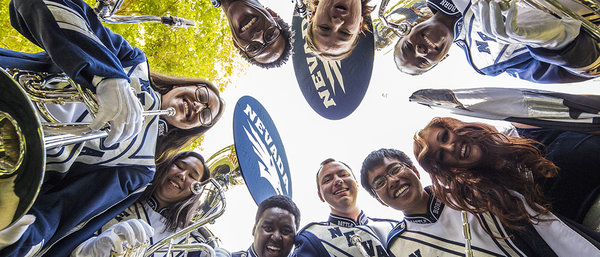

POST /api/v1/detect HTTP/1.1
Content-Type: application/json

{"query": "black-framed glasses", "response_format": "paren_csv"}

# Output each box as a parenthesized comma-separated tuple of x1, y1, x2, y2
(243, 24, 282, 58)
(195, 86, 213, 126)
(371, 163, 409, 191)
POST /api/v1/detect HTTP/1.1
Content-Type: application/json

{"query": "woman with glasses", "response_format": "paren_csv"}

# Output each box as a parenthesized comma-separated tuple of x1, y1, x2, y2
(0, 0, 224, 254)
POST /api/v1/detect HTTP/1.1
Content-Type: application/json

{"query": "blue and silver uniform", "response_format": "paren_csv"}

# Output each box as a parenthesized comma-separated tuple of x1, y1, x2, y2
(0, 0, 159, 255)
(293, 211, 397, 257)
(428, 0, 600, 83)
(387, 187, 600, 257)
(232, 246, 259, 257)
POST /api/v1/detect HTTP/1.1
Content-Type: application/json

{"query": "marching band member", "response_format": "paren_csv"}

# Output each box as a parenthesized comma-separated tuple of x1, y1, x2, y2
(211, 0, 293, 69)
(292, 158, 397, 257)
(414, 117, 600, 226)
(394, 0, 600, 83)
(360, 148, 600, 256)
(232, 195, 300, 257)
(0, 0, 224, 254)
(305, 0, 375, 60)
(72, 151, 212, 256)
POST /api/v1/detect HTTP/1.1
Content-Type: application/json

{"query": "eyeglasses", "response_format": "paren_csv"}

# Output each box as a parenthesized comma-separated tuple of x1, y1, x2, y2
(195, 86, 213, 126)
(371, 163, 409, 191)
(243, 24, 282, 58)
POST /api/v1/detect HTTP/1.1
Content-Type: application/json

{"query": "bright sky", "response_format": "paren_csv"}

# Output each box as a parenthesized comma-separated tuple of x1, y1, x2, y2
(196, 0, 599, 252)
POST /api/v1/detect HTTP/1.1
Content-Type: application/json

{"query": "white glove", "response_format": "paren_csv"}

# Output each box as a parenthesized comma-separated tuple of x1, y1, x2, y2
(71, 219, 154, 257)
(0, 214, 36, 250)
(89, 78, 143, 147)
(471, 0, 581, 49)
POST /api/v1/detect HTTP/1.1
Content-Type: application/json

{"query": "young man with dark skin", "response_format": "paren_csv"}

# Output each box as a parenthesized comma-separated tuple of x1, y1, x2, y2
(233, 195, 300, 257)
(360, 148, 600, 257)
(394, 0, 600, 83)
(212, 0, 292, 69)
(292, 158, 396, 257)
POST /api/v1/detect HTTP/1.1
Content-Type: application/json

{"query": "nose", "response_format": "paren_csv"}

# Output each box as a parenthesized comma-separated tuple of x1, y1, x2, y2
(251, 30, 264, 43)
(386, 174, 399, 188)
(192, 101, 206, 113)
(271, 230, 282, 241)
(441, 142, 454, 153)
(416, 44, 428, 56)
(333, 175, 343, 185)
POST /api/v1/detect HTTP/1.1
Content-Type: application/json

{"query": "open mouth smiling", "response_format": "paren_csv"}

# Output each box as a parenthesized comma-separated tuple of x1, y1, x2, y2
(241, 17, 257, 32)
(394, 185, 409, 198)
(333, 188, 349, 195)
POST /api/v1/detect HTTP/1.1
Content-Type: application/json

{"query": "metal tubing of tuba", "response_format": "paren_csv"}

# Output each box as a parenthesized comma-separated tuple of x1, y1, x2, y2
(462, 211, 474, 257)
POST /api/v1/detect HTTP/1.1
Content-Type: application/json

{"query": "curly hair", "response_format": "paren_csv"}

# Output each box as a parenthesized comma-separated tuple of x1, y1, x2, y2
(150, 72, 225, 165)
(238, 15, 293, 69)
(139, 151, 210, 232)
(306, 0, 375, 61)
(413, 117, 558, 234)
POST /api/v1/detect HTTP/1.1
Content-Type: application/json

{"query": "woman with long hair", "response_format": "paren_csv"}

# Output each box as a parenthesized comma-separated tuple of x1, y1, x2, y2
(413, 117, 558, 231)
(72, 151, 217, 257)
(0, 0, 224, 254)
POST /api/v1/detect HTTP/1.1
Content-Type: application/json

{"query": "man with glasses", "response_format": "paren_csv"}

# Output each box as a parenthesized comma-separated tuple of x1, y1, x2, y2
(212, 0, 292, 69)
(360, 148, 600, 256)
(292, 158, 396, 257)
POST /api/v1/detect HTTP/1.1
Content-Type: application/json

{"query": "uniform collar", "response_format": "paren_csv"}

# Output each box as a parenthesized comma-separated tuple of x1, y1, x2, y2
(404, 187, 445, 224)
(248, 245, 259, 257)
(145, 195, 168, 214)
(328, 210, 368, 227)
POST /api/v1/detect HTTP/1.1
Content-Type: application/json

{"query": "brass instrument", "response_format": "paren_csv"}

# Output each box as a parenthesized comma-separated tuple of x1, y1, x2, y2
(141, 178, 227, 257)
(0, 68, 174, 230)
(461, 211, 474, 257)
(115, 145, 241, 257)
(376, 0, 600, 49)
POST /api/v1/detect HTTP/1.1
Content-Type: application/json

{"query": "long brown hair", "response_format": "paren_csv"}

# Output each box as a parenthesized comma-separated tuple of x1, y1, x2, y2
(140, 151, 210, 232)
(150, 72, 225, 165)
(413, 117, 558, 233)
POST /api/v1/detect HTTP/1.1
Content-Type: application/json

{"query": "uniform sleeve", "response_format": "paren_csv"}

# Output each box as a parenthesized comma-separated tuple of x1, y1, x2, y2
(8, 0, 146, 90)
(527, 29, 600, 79)
(292, 231, 330, 257)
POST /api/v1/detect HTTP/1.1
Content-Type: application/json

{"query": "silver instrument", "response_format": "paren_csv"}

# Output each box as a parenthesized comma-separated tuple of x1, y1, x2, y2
(350, 234, 371, 257)
(94, 0, 196, 27)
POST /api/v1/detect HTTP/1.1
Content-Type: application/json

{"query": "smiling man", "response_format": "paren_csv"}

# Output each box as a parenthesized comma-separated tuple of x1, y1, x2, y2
(360, 148, 600, 257)
(233, 195, 300, 257)
(292, 158, 396, 257)
(212, 0, 292, 69)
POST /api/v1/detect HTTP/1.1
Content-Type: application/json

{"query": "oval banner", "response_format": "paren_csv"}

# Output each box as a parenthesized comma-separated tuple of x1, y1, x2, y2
(233, 96, 292, 205)
(292, 13, 375, 120)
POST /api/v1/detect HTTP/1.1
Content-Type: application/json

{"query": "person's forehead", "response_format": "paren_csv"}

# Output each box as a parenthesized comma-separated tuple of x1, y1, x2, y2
(260, 207, 294, 222)
(181, 156, 204, 174)
(320, 162, 350, 177)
